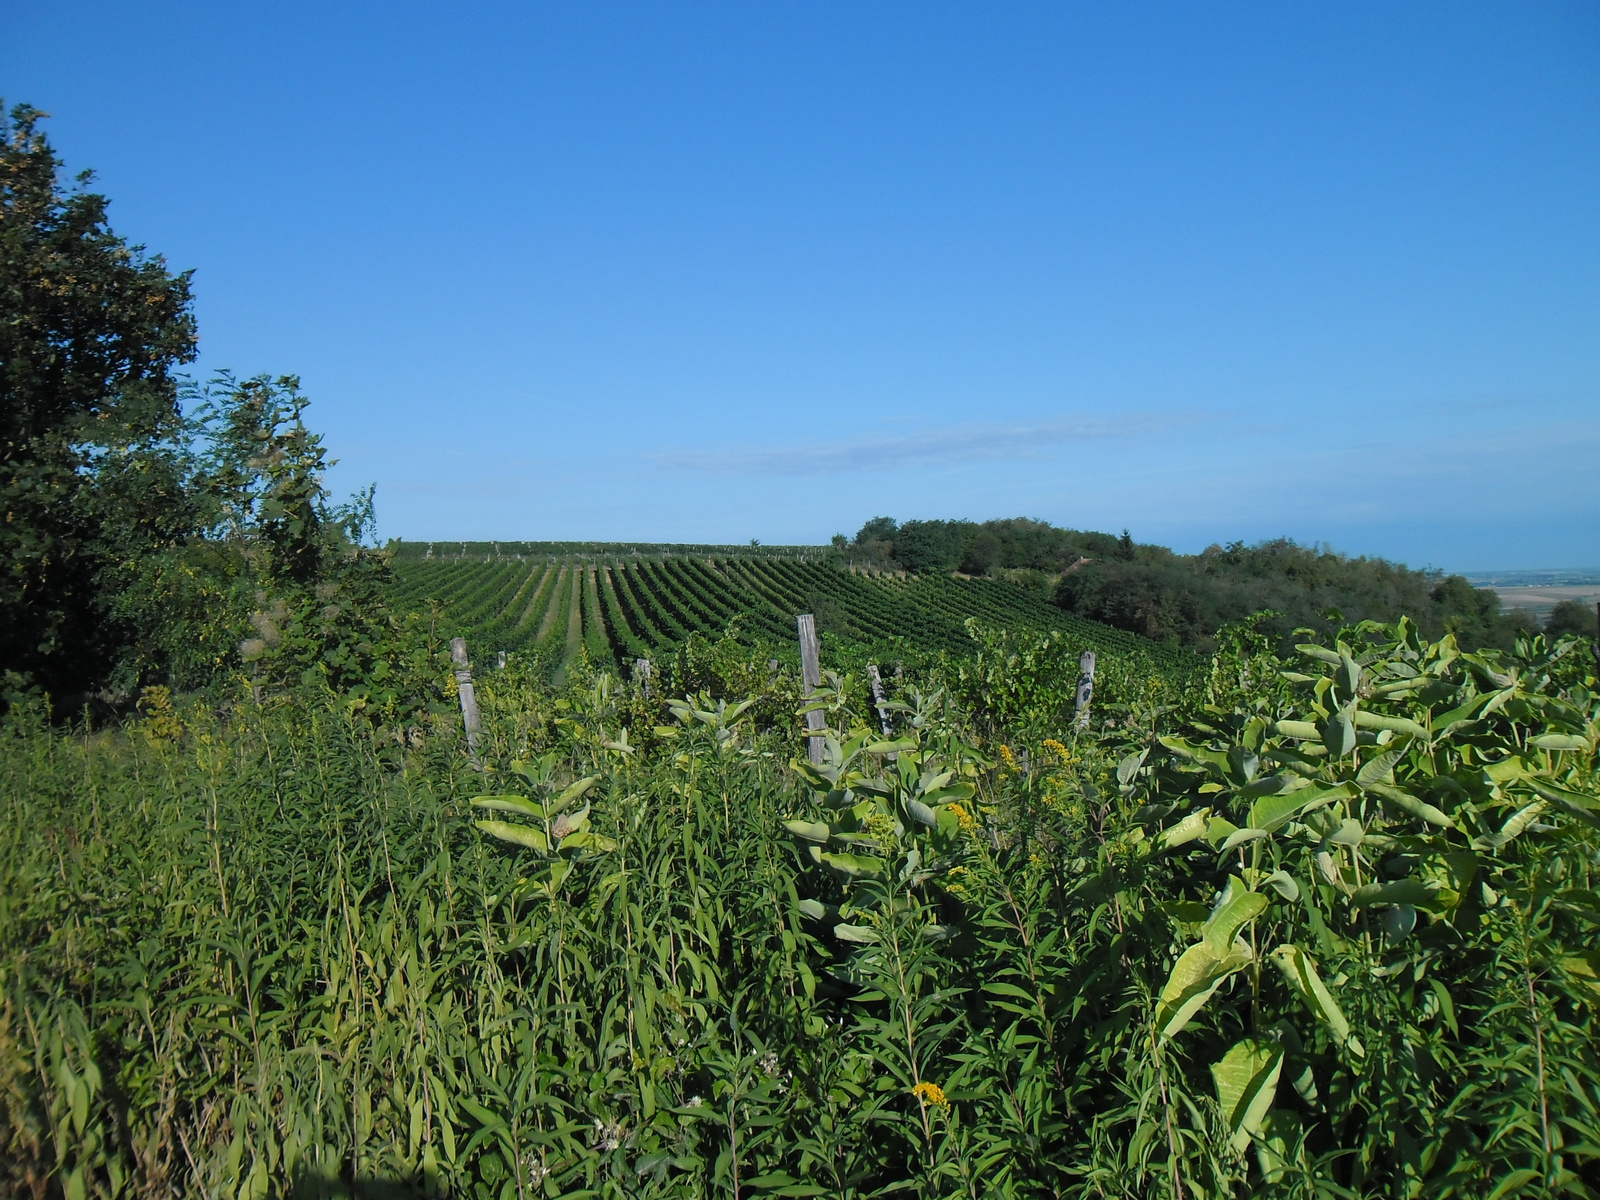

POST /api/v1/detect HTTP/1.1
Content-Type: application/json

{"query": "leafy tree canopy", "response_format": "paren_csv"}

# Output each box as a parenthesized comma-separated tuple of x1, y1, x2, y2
(0, 107, 391, 709)
(1, 103, 198, 697)
(846, 515, 1534, 651)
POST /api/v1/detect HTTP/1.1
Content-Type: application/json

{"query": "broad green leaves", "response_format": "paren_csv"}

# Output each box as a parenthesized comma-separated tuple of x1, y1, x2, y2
(782, 819, 830, 843)
(1157, 808, 1210, 851)
(1247, 782, 1347, 834)
(473, 819, 549, 852)
(1156, 878, 1267, 1039)
(1202, 879, 1268, 956)
(1365, 782, 1454, 829)
(1269, 945, 1363, 1057)
(1211, 1038, 1284, 1154)
(470, 769, 616, 859)
(1156, 939, 1254, 1040)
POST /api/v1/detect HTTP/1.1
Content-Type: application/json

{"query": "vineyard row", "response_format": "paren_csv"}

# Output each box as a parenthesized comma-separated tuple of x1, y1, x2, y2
(389, 555, 1187, 672)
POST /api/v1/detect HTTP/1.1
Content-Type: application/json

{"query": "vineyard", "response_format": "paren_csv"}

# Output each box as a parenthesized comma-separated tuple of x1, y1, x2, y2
(386, 543, 1183, 671)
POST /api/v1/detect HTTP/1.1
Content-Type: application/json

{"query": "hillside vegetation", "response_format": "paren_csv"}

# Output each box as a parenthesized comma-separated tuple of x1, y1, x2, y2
(6, 103, 1600, 1200)
(840, 518, 1537, 652)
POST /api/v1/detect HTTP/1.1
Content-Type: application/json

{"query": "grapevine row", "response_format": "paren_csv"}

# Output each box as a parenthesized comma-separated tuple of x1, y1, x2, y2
(387, 552, 1187, 673)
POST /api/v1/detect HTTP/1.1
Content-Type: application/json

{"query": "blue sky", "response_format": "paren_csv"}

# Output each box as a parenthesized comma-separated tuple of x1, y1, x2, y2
(7, 2, 1598, 569)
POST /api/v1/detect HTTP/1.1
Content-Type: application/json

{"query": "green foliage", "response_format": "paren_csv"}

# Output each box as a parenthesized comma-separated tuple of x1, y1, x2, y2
(1057, 538, 1536, 651)
(1, 103, 200, 698)
(835, 516, 1529, 655)
(3, 617, 1596, 1197)
(847, 516, 1123, 576)
(0, 111, 403, 710)
(1547, 599, 1599, 640)
(389, 553, 1171, 687)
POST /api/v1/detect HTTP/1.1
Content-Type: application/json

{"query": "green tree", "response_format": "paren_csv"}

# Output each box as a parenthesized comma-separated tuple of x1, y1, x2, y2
(891, 519, 969, 573)
(1, 104, 198, 698)
(1546, 599, 1598, 640)
(855, 515, 898, 543)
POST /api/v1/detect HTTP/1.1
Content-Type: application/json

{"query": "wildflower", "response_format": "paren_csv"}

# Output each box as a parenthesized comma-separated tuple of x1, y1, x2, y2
(758, 1050, 780, 1078)
(686, 1095, 704, 1108)
(910, 1081, 950, 1110)
(862, 810, 898, 845)
(592, 1118, 624, 1151)
(521, 1154, 550, 1187)
(949, 803, 979, 834)
(1042, 737, 1075, 766)
(998, 744, 1018, 771)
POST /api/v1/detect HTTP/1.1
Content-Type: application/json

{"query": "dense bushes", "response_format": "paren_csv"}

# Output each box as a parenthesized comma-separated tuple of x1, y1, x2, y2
(1549, 600, 1599, 640)
(3, 617, 1597, 1197)
(844, 516, 1123, 575)
(840, 517, 1533, 653)
(1055, 539, 1534, 651)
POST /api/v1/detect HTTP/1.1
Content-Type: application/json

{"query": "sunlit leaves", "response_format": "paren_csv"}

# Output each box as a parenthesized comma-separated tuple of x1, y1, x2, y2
(1211, 1039, 1284, 1154)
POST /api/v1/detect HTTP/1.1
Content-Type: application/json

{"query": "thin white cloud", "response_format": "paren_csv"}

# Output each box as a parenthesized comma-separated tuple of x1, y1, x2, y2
(650, 410, 1219, 476)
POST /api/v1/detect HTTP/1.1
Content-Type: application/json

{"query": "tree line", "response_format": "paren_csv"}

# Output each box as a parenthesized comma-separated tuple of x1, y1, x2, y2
(835, 516, 1557, 651)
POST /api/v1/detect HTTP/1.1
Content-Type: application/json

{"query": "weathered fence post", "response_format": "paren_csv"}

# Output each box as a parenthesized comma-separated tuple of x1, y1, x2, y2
(867, 664, 893, 737)
(797, 614, 826, 765)
(1074, 650, 1096, 730)
(634, 658, 652, 698)
(497, 650, 507, 670)
(450, 637, 482, 753)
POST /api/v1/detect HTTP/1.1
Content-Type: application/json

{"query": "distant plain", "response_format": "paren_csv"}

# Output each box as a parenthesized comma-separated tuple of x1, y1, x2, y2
(1465, 570, 1600, 622)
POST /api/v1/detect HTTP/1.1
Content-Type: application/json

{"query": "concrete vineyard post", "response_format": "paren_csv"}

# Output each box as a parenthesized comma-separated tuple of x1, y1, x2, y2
(867, 664, 893, 737)
(450, 637, 482, 754)
(1074, 650, 1096, 730)
(635, 659, 652, 698)
(797, 613, 825, 765)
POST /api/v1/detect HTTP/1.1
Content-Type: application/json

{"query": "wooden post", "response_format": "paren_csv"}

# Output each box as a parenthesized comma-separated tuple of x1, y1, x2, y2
(634, 658, 652, 698)
(867, 664, 893, 737)
(1074, 650, 1096, 730)
(450, 637, 481, 753)
(797, 614, 826, 764)
(496, 650, 507, 670)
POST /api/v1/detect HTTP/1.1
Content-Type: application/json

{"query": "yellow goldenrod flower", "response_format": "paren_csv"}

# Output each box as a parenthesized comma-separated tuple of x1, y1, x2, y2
(1041, 737, 1075, 765)
(949, 803, 979, 833)
(911, 1081, 949, 1109)
(998, 744, 1018, 770)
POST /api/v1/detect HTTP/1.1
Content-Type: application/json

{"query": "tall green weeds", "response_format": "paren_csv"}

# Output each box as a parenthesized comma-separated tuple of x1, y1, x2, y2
(1, 623, 1596, 1198)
